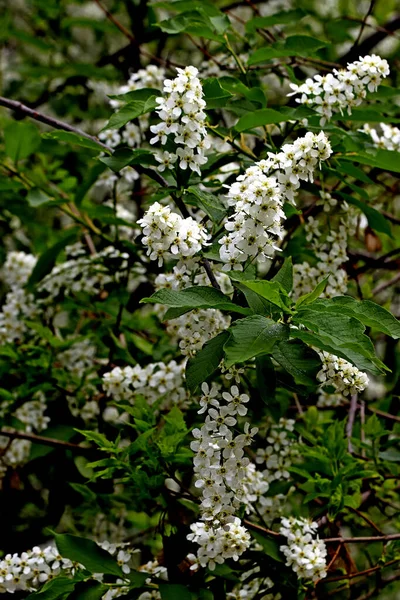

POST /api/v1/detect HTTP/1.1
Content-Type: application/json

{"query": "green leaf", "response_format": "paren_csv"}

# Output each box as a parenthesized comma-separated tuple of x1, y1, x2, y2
(271, 257, 293, 293)
(42, 131, 105, 153)
(4, 121, 41, 162)
(224, 316, 289, 367)
(272, 339, 321, 386)
(338, 192, 391, 237)
(26, 578, 76, 600)
(107, 87, 160, 102)
(292, 305, 388, 374)
(248, 36, 329, 65)
(256, 355, 276, 405)
(68, 581, 108, 600)
(310, 297, 400, 339)
(295, 276, 330, 308)
(185, 186, 227, 223)
(249, 530, 283, 562)
(54, 533, 124, 577)
(235, 108, 292, 132)
(203, 78, 233, 109)
(233, 279, 291, 312)
(100, 148, 157, 171)
(26, 188, 53, 207)
(338, 150, 400, 174)
(159, 584, 192, 600)
(103, 98, 157, 131)
(186, 331, 229, 393)
(27, 230, 78, 288)
(246, 9, 306, 31)
(141, 286, 251, 317)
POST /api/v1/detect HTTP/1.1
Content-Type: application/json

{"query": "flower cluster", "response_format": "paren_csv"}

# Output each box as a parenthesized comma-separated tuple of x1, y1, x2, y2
(137, 202, 209, 266)
(256, 418, 298, 483)
(0, 541, 136, 595)
(150, 66, 209, 175)
(187, 382, 256, 568)
(102, 359, 188, 412)
(1, 251, 36, 289)
(280, 517, 327, 582)
(317, 351, 369, 397)
(38, 245, 129, 301)
(288, 55, 390, 125)
(227, 567, 277, 600)
(166, 309, 230, 357)
(220, 132, 332, 270)
(293, 195, 358, 299)
(0, 288, 38, 344)
(57, 338, 97, 379)
(362, 122, 400, 152)
(110, 65, 166, 110)
(0, 393, 50, 481)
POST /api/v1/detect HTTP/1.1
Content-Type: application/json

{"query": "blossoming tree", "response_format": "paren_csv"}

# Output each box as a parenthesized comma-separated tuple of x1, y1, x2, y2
(0, 1, 400, 599)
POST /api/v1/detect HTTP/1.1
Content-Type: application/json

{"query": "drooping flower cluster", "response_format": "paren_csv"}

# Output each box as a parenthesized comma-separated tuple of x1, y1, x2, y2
(0, 541, 136, 595)
(57, 338, 98, 379)
(362, 122, 400, 152)
(38, 244, 129, 301)
(150, 66, 209, 175)
(256, 418, 298, 483)
(1, 251, 36, 289)
(293, 194, 358, 299)
(288, 55, 390, 125)
(0, 251, 38, 344)
(137, 202, 209, 266)
(154, 261, 232, 356)
(102, 359, 188, 412)
(280, 517, 327, 582)
(317, 351, 369, 397)
(187, 382, 256, 569)
(0, 393, 50, 481)
(220, 132, 332, 270)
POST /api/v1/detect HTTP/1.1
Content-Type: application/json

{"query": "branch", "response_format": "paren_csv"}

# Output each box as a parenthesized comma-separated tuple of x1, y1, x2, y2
(0, 429, 93, 454)
(339, 15, 400, 64)
(372, 272, 400, 296)
(323, 558, 400, 583)
(323, 533, 400, 543)
(346, 393, 358, 454)
(0, 96, 110, 152)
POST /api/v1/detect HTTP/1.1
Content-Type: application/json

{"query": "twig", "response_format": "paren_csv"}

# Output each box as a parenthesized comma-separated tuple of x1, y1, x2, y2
(372, 272, 400, 296)
(0, 429, 93, 454)
(201, 259, 221, 291)
(367, 406, 400, 423)
(323, 558, 400, 583)
(323, 533, 400, 543)
(93, 0, 135, 42)
(351, 0, 376, 52)
(346, 393, 358, 454)
(243, 519, 281, 537)
(0, 96, 109, 152)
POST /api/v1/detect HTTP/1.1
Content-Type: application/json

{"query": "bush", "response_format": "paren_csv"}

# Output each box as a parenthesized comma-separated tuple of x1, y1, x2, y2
(0, 1, 400, 598)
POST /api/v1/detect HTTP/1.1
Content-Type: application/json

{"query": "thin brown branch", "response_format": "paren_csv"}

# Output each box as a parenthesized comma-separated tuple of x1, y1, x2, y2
(201, 259, 221, 291)
(0, 429, 93, 454)
(244, 520, 281, 537)
(323, 558, 400, 583)
(346, 393, 358, 454)
(367, 406, 400, 423)
(372, 272, 400, 296)
(323, 533, 400, 544)
(0, 96, 110, 152)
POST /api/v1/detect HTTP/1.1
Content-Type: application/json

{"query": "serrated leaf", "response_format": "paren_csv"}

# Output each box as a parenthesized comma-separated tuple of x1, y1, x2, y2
(224, 316, 289, 367)
(26, 577, 76, 599)
(54, 533, 124, 577)
(235, 108, 292, 132)
(271, 257, 293, 293)
(43, 130, 105, 152)
(186, 331, 229, 393)
(141, 286, 251, 316)
(68, 581, 108, 600)
(295, 276, 330, 308)
(233, 279, 291, 312)
(272, 339, 321, 386)
(185, 186, 227, 223)
(246, 9, 306, 31)
(4, 121, 41, 162)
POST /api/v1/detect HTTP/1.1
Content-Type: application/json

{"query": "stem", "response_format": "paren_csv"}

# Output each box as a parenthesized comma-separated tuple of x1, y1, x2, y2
(0, 429, 93, 454)
(0, 96, 109, 152)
